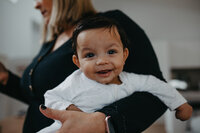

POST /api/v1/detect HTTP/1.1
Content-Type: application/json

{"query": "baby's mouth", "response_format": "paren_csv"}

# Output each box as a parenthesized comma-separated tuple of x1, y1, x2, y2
(97, 70, 112, 74)
(96, 69, 112, 77)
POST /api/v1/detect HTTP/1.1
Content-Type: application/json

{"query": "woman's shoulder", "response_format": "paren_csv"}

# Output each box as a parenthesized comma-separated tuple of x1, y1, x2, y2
(42, 39, 56, 49)
(99, 10, 142, 30)
(98, 9, 126, 18)
(103, 9, 123, 14)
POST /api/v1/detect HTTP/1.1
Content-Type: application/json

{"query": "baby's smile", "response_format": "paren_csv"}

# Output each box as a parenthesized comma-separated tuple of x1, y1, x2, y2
(96, 69, 113, 77)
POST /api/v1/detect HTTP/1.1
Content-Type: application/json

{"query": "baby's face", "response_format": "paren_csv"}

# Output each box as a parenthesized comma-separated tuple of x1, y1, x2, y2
(73, 27, 129, 84)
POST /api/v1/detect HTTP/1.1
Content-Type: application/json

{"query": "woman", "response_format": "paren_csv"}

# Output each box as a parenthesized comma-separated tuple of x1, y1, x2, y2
(0, 0, 167, 132)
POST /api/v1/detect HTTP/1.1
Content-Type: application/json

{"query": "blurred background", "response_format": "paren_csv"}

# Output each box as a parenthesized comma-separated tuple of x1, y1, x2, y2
(0, 0, 199, 133)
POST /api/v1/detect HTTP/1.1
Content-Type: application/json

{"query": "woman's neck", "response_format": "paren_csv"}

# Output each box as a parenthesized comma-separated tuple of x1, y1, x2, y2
(51, 26, 75, 52)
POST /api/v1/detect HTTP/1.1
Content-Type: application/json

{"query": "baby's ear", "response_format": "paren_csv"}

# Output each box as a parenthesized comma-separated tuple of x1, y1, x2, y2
(72, 55, 80, 68)
(123, 48, 129, 62)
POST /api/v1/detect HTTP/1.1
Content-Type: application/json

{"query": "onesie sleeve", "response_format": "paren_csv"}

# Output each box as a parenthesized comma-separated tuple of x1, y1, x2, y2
(44, 74, 75, 110)
(132, 74, 187, 110)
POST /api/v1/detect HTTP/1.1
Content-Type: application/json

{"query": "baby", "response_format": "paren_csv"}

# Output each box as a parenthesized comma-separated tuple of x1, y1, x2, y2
(38, 16, 192, 133)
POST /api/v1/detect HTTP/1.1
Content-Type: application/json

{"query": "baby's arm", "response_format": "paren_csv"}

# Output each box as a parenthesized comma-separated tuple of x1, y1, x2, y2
(44, 70, 84, 112)
(44, 86, 73, 110)
(127, 73, 193, 121)
(175, 103, 193, 121)
(45, 88, 82, 111)
(44, 77, 75, 110)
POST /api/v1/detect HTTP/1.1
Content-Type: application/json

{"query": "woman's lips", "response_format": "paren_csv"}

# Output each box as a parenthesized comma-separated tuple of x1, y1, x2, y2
(41, 10, 47, 16)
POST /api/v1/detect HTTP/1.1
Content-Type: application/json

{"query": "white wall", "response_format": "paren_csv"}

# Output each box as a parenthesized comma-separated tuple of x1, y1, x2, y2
(169, 41, 200, 68)
(0, 0, 41, 59)
(93, 0, 200, 41)
(0, 0, 41, 119)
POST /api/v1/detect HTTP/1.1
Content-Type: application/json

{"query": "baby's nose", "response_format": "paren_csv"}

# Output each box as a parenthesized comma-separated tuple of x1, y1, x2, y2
(96, 57, 109, 65)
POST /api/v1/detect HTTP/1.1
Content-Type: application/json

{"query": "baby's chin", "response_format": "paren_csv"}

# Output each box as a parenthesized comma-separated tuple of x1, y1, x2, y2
(94, 79, 112, 85)
(96, 79, 120, 85)
(97, 81, 111, 85)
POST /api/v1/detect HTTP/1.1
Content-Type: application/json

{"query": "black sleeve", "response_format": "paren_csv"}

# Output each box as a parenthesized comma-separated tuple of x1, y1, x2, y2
(0, 71, 29, 104)
(98, 10, 167, 133)
(98, 92, 167, 133)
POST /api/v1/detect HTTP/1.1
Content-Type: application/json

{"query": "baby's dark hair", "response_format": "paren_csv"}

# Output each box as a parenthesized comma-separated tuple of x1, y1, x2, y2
(72, 16, 129, 55)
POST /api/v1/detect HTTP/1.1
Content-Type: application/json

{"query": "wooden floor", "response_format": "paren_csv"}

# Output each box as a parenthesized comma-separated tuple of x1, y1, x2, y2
(143, 123, 166, 133)
(0, 116, 25, 133)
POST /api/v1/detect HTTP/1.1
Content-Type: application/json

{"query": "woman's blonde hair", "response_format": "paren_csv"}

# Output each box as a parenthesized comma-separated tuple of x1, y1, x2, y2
(41, 0, 97, 43)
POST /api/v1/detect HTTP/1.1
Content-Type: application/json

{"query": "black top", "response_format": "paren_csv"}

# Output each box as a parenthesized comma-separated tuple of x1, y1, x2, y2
(0, 10, 166, 133)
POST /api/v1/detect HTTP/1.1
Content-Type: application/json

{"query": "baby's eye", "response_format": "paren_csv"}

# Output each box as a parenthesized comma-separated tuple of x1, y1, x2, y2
(108, 50, 117, 55)
(85, 53, 95, 58)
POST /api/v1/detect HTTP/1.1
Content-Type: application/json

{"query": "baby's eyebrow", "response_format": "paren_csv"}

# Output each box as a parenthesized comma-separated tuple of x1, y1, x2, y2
(82, 48, 91, 50)
(81, 47, 92, 52)
(107, 43, 121, 48)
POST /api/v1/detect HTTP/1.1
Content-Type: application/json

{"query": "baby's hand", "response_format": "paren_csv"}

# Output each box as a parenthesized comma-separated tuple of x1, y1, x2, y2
(175, 103, 193, 121)
(66, 104, 82, 112)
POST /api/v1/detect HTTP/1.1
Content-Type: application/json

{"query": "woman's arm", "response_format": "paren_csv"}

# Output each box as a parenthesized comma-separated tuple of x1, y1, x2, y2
(0, 62, 9, 85)
(98, 92, 167, 133)
(0, 70, 29, 104)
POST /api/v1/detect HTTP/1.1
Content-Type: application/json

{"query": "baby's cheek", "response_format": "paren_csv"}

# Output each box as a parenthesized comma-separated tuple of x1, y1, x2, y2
(115, 63, 124, 72)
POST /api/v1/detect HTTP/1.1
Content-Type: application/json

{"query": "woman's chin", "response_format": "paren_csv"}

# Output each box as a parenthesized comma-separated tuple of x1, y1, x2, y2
(43, 17, 50, 25)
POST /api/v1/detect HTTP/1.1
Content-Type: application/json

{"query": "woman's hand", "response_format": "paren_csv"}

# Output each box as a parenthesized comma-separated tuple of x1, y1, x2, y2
(0, 62, 9, 85)
(39, 105, 106, 133)
(66, 104, 83, 112)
